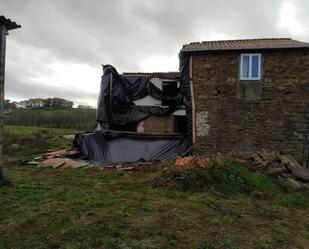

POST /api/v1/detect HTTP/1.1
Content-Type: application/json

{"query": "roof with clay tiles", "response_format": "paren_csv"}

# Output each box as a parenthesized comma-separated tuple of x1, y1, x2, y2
(181, 38, 309, 52)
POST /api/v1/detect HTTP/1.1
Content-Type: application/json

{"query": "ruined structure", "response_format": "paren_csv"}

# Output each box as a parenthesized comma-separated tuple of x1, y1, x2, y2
(75, 65, 190, 162)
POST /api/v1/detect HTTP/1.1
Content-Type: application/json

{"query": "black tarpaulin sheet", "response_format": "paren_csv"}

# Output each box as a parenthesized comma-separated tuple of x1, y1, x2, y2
(178, 52, 192, 142)
(96, 65, 182, 125)
(75, 131, 184, 163)
(76, 58, 193, 163)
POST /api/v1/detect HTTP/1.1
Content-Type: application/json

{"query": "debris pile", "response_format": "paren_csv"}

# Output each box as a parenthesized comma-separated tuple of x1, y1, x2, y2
(104, 161, 161, 172)
(175, 155, 209, 169)
(173, 151, 309, 183)
(156, 151, 309, 193)
(157, 156, 211, 191)
(22, 148, 91, 169)
(230, 151, 309, 182)
(23, 148, 162, 171)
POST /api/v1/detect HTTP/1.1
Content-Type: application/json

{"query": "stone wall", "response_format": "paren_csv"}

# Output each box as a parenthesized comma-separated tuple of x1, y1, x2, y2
(192, 49, 309, 161)
(138, 115, 174, 133)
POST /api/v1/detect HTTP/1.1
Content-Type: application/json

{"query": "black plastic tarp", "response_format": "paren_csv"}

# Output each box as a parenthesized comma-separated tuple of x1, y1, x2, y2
(75, 130, 184, 163)
(96, 65, 182, 125)
(75, 55, 193, 163)
(178, 52, 192, 142)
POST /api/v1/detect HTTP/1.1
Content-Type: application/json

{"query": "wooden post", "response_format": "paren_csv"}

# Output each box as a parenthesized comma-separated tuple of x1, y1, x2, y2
(0, 24, 7, 184)
(0, 16, 21, 185)
(189, 55, 196, 144)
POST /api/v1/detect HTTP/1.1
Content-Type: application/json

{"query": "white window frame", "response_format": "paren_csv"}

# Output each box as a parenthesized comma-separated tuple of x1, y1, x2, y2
(240, 53, 261, 80)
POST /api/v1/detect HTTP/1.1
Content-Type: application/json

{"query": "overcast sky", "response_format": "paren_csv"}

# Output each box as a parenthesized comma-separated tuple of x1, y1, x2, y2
(2, 0, 309, 106)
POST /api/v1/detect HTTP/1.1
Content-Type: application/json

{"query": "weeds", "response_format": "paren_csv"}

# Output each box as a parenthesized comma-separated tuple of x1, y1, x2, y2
(208, 160, 276, 197)
(158, 159, 276, 197)
(223, 238, 239, 249)
(273, 226, 292, 244)
(276, 193, 308, 208)
(196, 241, 215, 249)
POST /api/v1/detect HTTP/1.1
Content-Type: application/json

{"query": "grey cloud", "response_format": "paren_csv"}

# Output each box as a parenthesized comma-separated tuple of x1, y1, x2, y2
(5, 73, 98, 106)
(3, 0, 307, 66)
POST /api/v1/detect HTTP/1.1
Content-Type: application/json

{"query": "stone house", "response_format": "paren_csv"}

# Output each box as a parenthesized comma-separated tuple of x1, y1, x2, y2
(181, 38, 309, 160)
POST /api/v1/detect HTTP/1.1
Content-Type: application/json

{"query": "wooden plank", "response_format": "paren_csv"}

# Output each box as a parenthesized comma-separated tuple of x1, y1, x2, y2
(189, 55, 196, 144)
(91, 130, 185, 139)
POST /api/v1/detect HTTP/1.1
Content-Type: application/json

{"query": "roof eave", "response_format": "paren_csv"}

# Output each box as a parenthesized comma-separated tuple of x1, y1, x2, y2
(0, 16, 21, 30)
(180, 45, 309, 53)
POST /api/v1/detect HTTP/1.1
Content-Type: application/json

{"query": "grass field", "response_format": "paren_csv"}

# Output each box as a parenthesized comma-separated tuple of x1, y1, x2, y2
(4, 125, 81, 136)
(1, 126, 309, 249)
(4, 108, 96, 130)
(3, 125, 81, 164)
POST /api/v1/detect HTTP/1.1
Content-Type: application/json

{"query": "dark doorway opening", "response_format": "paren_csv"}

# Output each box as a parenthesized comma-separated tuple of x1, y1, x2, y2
(162, 80, 178, 106)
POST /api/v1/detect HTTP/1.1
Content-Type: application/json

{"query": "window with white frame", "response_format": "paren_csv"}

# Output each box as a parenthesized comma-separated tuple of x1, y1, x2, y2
(240, 54, 261, 80)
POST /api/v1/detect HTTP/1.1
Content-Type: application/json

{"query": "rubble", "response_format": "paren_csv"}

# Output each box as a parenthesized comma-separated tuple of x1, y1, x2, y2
(22, 145, 309, 183)
(22, 147, 160, 171)
(61, 135, 75, 140)
(105, 161, 160, 172)
(25, 160, 40, 165)
(8, 143, 19, 150)
(39, 158, 66, 168)
(22, 148, 90, 169)
(170, 151, 309, 188)
(44, 148, 80, 158)
(62, 159, 89, 169)
(230, 150, 309, 182)
(175, 156, 210, 170)
(175, 156, 194, 167)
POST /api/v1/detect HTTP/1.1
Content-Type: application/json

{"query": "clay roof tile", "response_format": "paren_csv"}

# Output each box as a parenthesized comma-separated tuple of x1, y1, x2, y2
(181, 38, 309, 52)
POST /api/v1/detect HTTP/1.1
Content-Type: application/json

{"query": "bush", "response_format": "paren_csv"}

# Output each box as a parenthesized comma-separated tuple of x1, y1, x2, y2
(208, 161, 275, 197)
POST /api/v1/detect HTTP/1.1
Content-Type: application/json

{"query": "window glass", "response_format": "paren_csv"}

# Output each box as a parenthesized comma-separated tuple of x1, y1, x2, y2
(241, 55, 250, 78)
(240, 54, 261, 80)
(251, 55, 259, 78)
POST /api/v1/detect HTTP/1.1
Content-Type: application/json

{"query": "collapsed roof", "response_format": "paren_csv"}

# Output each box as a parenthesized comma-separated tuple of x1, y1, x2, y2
(96, 65, 183, 125)
(75, 53, 192, 163)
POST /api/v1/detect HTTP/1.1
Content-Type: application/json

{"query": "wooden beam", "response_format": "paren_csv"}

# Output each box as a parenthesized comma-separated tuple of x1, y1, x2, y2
(0, 17, 20, 184)
(189, 55, 196, 144)
(0, 24, 6, 184)
(0, 16, 21, 30)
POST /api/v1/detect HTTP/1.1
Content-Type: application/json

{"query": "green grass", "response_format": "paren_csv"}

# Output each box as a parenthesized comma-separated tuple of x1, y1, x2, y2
(4, 125, 81, 136)
(1, 165, 308, 249)
(208, 160, 276, 196)
(159, 160, 276, 197)
(196, 241, 215, 249)
(1, 126, 309, 249)
(3, 125, 80, 164)
(276, 193, 308, 209)
(4, 108, 96, 130)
